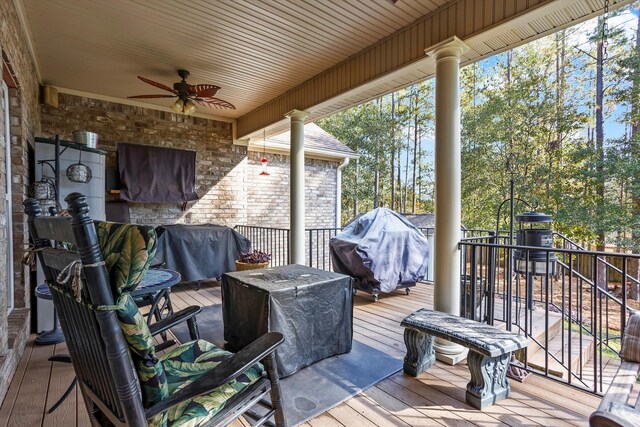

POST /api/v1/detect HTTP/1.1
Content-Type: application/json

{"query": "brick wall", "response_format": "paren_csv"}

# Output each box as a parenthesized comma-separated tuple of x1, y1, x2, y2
(0, 0, 42, 404)
(0, 82, 7, 354)
(41, 95, 341, 231)
(246, 151, 338, 229)
(41, 93, 247, 227)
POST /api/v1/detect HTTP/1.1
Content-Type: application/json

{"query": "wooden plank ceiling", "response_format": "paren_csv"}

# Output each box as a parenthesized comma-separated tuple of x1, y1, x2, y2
(19, 0, 631, 140)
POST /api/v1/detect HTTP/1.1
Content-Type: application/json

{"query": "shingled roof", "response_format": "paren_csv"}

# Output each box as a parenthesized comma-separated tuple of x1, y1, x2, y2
(251, 123, 358, 161)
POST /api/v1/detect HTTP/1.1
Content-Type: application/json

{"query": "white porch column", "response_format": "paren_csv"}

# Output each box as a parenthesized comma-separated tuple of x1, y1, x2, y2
(427, 36, 469, 364)
(286, 109, 310, 265)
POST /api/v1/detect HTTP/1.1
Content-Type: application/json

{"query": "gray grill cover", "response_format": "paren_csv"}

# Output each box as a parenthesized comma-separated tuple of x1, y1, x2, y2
(155, 224, 250, 281)
(330, 208, 430, 294)
(222, 265, 353, 377)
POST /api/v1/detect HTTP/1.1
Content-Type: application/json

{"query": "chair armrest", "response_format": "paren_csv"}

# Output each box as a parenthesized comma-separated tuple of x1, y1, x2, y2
(148, 306, 201, 337)
(145, 332, 284, 419)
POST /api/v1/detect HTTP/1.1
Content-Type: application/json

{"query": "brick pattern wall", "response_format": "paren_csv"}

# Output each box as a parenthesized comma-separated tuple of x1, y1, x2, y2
(0, 83, 7, 354)
(0, 0, 42, 403)
(246, 151, 337, 228)
(8, 88, 32, 310)
(41, 93, 248, 227)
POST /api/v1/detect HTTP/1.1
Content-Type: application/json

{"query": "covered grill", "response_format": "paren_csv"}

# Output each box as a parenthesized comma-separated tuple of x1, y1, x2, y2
(329, 208, 430, 300)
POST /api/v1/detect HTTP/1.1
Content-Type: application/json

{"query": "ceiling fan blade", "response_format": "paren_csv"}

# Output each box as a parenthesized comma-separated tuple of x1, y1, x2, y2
(188, 84, 220, 97)
(137, 76, 177, 94)
(127, 94, 177, 99)
(194, 97, 236, 110)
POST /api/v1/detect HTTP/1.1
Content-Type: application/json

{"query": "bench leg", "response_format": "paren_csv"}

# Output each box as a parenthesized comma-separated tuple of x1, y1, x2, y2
(403, 328, 435, 376)
(466, 351, 510, 409)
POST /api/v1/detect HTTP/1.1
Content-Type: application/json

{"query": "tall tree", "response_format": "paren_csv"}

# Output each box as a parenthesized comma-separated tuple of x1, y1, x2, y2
(390, 93, 397, 210)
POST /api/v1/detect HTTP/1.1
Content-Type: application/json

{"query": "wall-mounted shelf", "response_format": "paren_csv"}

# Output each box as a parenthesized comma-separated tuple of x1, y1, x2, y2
(35, 137, 106, 220)
(35, 137, 106, 155)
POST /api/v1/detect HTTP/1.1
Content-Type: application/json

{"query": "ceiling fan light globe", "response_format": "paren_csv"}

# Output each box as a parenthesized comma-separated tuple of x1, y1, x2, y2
(184, 100, 197, 114)
(171, 99, 184, 112)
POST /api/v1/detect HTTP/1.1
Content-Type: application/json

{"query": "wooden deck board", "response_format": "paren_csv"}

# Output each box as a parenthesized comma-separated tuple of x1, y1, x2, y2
(5, 340, 54, 426)
(0, 281, 605, 426)
(43, 342, 76, 427)
(0, 338, 34, 427)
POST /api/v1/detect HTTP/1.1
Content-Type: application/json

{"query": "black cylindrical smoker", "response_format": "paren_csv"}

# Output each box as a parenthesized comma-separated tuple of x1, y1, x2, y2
(513, 212, 557, 308)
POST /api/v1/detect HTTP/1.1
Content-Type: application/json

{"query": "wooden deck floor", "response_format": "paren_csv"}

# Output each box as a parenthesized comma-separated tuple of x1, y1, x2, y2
(0, 282, 603, 427)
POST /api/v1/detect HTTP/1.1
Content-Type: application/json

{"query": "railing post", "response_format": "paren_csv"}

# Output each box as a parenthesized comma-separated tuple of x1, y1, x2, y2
(308, 229, 313, 268)
(486, 231, 496, 325)
(469, 247, 477, 321)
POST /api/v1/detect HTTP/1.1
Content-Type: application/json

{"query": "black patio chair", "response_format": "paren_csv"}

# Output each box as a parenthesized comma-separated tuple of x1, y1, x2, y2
(25, 200, 200, 351)
(24, 193, 286, 427)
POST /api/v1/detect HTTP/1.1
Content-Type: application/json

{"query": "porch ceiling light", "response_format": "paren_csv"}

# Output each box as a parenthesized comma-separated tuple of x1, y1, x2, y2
(171, 97, 196, 115)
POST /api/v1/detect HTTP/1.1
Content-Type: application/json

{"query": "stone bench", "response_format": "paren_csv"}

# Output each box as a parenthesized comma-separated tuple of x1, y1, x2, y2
(401, 308, 529, 409)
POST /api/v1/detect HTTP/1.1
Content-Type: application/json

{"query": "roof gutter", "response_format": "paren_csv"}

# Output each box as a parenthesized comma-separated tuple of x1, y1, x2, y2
(336, 157, 350, 228)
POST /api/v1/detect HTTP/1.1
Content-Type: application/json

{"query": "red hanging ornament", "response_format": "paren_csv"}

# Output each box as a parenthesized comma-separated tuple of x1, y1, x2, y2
(259, 130, 270, 176)
(260, 156, 269, 176)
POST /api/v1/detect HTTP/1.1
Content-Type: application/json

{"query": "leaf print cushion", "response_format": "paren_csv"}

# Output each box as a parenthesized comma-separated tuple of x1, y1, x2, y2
(115, 293, 168, 409)
(149, 340, 264, 427)
(95, 221, 157, 295)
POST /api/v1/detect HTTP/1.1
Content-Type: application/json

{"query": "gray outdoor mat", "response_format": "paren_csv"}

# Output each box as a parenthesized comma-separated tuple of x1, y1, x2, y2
(171, 305, 402, 426)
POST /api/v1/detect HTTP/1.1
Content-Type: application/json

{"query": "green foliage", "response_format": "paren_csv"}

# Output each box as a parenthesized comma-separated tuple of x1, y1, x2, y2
(319, 5, 640, 246)
(318, 83, 435, 223)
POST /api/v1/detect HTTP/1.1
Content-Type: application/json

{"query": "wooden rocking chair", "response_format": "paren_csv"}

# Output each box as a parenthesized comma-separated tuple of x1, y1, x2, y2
(24, 193, 286, 427)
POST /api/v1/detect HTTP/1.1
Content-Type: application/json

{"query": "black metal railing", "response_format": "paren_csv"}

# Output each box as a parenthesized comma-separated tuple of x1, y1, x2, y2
(234, 225, 290, 267)
(237, 223, 637, 394)
(234, 225, 341, 269)
(459, 236, 638, 394)
(307, 228, 341, 270)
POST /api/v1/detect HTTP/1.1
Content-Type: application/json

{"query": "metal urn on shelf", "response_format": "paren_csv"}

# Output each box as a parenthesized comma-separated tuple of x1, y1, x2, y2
(72, 130, 99, 148)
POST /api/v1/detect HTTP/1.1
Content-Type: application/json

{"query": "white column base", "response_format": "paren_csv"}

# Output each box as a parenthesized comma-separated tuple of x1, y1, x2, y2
(434, 339, 468, 365)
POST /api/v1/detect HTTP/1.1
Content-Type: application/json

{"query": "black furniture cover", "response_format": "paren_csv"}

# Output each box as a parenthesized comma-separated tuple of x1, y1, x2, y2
(330, 208, 430, 294)
(222, 265, 353, 377)
(155, 224, 250, 282)
(117, 143, 199, 203)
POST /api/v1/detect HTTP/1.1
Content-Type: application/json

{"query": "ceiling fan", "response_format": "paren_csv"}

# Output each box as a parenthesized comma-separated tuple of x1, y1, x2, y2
(127, 69, 235, 114)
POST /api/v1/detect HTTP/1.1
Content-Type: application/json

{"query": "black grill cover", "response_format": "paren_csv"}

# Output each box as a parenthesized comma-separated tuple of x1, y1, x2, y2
(330, 208, 430, 294)
(155, 224, 251, 281)
(222, 265, 353, 377)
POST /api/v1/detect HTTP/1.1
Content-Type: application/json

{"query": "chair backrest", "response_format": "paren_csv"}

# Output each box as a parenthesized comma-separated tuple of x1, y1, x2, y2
(24, 194, 147, 426)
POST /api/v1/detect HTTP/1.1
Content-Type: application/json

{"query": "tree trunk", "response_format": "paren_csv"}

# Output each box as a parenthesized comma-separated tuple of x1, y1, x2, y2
(412, 110, 418, 213)
(374, 98, 381, 209)
(391, 93, 396, 210)
(404, 122, 411, 213)
(374, 151, 380, 209)
(354, 159, 359, 217)
(595, 18, 606, 290)
(397, 136, 402, 212)
(417, 122, 422, 207)
(630, 10, 640, 299)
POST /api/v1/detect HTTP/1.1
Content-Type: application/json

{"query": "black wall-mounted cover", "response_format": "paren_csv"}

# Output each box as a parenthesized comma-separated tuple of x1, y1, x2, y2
(117, 143, 199, 203)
